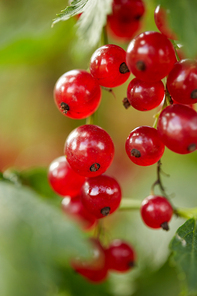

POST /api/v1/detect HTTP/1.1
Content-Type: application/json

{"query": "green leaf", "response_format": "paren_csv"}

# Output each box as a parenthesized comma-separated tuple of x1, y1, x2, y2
(132, 260, 180, 296)
(52, 0, 88, 24)
(0, 182, 90, 296)
(52, 0, 113, 48)
(154, 0, 197, 58)
(170, 218, 197, 295)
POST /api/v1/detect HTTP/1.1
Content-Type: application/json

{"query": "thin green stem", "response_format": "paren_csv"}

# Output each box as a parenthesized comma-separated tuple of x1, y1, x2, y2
(152, 89, 172, 129)
(102, 25, 109, 45)
(119, 198, 141, 211)
(174, 207, 197, 220)
(171, 40, 180, 62)
(86, 113, 94, 125)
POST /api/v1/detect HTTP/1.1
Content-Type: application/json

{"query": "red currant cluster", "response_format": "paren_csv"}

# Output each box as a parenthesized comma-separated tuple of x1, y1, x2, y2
(71, 238, 135, 283)
(48, 1, 197, 284)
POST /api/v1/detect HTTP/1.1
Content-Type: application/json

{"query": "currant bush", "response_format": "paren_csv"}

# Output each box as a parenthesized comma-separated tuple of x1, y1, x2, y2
(47, 0, 197, 290)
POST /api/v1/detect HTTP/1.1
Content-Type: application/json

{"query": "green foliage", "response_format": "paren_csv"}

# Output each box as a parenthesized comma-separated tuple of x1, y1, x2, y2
(0, 181, 90, 296)
(132, 261, 180, 296)
(154, 0, 197, 58)
(52, 0, 113, 48)
(170, 218, 197, 295)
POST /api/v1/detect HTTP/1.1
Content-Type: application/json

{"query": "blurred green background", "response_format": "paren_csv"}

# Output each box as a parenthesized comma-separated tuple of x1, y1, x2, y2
(0, 0, 197, 295)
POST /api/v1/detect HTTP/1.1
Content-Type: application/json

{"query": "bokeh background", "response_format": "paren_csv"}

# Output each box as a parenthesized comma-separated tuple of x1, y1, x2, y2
(0, 0, 197, 295)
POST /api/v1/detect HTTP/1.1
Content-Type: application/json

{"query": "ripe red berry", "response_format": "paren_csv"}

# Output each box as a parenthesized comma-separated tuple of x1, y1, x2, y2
(54, 70, 101, 119)
(126, 31, 176, 82)
(71, 239, 108, 283)
(48, 156, 85, 197)
(106, 239, 135, 272)
(157, 104, 197, 154)
(62, 196, 97, 230)
(81, 175, 122, 219)
(140, 195, 173, 230)
(64, 125, 115, 177)
(167, 59, 197, 105)
(107, 0, 145, 41)
(126, 78, 165, 111)
(90, 44, 130, 88)
(154, 5, 177, 40)
(125, 126, 165, 166)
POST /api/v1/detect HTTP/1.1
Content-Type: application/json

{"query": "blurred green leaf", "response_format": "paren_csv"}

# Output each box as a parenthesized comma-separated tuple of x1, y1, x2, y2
(0, 182, 90, 296)
(132, 261, 180, 296)
(20, 167, 60, 201)
(154, 0, 197, 58)
(52, 0, 112, 48)
(170, 218, 197, 295)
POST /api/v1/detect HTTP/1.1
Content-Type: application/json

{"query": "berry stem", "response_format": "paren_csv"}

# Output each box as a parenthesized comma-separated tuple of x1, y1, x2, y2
(86, 113, 95, 125)
(102, 25, 109, 45)
(151, 160, 169, 198)
(119, 198, 141, 211)
(171, 40, 180, 62)
(174, 207, 197, 220)
(152, 88, 171, 129)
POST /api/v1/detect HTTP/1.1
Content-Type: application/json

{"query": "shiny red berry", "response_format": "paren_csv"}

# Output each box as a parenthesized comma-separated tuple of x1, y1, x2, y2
(167, 59, 197, 105)
(140, 195, 173, 230)
(48, 156, 85, 197)
(126, 31, 176, 82)
(154, 5, 177, 40)
(157, 104, 197, 154)
(126, 78, 165, 111)
(71, 239, 108, 283)
(54, 70, 101, 119)
(90, 44, 130, 88)
(107, 0, 145, 41)
(64, 125, 115, 177)
(106, 239, 135, 272)
(125, 126, 165, 166)
(81, 175, 122, 219)
(62, 196, 97, 230)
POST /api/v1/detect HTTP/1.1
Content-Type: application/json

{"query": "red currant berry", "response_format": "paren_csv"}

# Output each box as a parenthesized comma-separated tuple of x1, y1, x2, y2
(140, 195, 173, 230)
(48, 156, 85, 197)
(64, 125, 115, 177)
(157, 104, 197, 154)
(107, 17, 141, 41)
(90, 44, 130, 88)
(71, 239, 108, 283)
(62, 196, 97, 230)
(106, 239, 135, 272)
(125, 126, 165, 166)
(126, 31, 176, 82)
(81, 175, 122, 219)
(154, 5, 177, 40)
(54, 70, 101, 119)
(107, 0, 145, 41)
(167, 59, 197, 105)
(126, 78, 164, 111)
